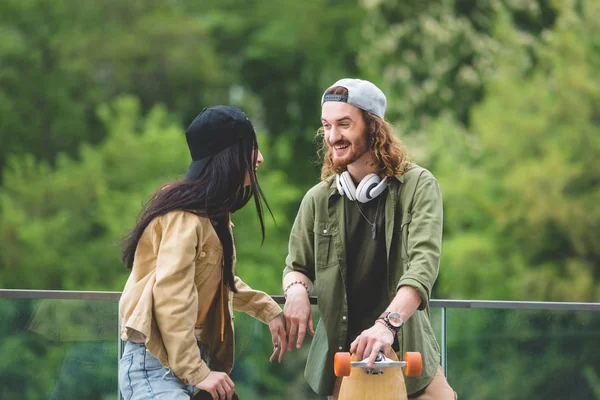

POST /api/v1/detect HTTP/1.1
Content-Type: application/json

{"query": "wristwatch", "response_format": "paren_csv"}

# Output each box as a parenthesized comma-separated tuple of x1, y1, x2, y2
(378, 311, 404, 333)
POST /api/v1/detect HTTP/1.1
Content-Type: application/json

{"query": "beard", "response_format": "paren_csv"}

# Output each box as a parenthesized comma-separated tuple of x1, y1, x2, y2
(329, 140, 369, 167)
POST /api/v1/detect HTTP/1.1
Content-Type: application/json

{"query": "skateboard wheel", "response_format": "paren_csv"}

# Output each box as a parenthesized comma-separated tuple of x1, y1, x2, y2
(404, 352, 422, 376)
(334, 352, 352, 377)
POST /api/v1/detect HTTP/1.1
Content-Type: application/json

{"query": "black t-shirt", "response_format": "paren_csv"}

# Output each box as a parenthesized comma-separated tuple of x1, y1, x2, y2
(344, 192, 397, 349)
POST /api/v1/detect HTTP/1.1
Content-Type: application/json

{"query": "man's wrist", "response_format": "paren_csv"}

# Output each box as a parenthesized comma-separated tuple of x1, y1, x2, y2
(284, 280, 310, 299)
(375, 319, 396, 336)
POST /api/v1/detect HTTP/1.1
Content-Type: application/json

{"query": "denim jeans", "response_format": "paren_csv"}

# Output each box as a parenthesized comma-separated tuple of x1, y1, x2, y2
(119, 340, 197, 400)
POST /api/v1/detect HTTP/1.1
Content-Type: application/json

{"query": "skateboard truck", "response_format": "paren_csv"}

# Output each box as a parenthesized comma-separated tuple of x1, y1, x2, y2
(334, 351, 422, 377)
(360, 352, 401, 375)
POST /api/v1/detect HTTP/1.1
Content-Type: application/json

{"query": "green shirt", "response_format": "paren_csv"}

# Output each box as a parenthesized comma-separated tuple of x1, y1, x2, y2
(283, 165, 443, 396)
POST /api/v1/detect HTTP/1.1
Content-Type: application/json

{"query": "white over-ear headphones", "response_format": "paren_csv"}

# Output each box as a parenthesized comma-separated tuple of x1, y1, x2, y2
(336, 171, 388, 203)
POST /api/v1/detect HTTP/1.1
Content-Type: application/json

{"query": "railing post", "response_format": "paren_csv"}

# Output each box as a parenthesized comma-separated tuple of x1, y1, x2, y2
(441, 306, 447, 376)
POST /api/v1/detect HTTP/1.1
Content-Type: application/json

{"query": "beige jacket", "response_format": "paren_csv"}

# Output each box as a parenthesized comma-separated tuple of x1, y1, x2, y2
(119, 210, 281, 386)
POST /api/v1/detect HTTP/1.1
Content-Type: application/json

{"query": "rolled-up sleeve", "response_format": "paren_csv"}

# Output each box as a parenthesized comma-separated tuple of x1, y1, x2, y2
(397, 178, 443, 310)
(283, 192, 316, 282)
(152, 211, 210, 385)
(233, 277, 282, 323)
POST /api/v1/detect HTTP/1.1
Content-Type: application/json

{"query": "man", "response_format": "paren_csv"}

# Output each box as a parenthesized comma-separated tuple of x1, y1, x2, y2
(282, 78, 456, 399)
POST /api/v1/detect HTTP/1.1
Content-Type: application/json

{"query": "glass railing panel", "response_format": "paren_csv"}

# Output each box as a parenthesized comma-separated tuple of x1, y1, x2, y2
(429, 306, 443, 349)
(233, 305, 325, 399)
(0, 298, 119, 400)
(2, 292, 597, 400)
(445, 308, 600, 399)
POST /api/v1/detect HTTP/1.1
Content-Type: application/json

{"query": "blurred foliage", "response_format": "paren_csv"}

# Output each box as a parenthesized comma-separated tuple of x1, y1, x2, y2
(0, 97, 183, 290)
(0, 299, 117, 400)
(428, 0, 600, 302)
(445, 308, 600, 399)
(359, 0, 558, 135)
(1, 0, 599, 398)
(0, 96, 299, 293)
(190, 0, 366, 187)
(0, 0, 229, 177)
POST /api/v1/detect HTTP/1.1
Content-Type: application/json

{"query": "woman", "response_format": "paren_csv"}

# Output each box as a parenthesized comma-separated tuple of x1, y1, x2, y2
(118, 106, 287, 400)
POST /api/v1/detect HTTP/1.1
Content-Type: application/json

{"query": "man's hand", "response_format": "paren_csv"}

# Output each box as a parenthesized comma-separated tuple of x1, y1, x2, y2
(350, 322, 395, 367)
(268, 313, 288, 363)
(283, 285, 315, 351)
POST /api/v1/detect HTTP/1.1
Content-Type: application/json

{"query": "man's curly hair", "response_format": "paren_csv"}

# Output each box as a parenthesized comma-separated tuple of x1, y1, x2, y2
(317, 86, 411, 183)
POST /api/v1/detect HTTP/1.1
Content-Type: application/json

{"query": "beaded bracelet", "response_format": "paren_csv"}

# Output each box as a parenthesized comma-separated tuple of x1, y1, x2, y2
(375, 319, 397, 335)
(284, 280, 310, 299)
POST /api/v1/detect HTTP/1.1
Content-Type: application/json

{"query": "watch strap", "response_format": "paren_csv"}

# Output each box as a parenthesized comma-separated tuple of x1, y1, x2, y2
(379, 311, 391, 320)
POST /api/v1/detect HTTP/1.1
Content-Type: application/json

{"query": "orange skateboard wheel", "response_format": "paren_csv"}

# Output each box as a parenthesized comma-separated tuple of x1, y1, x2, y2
(404, 352, 422, 376)
(334, 352, 352, 377)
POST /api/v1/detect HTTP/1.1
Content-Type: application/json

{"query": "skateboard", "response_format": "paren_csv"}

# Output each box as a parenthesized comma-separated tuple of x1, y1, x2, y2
(334, 351, 422, 400)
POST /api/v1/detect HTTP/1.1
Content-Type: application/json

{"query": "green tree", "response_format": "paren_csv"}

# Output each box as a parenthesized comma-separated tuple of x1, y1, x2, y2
(0, 0, 226, 176)
(359, 0, 558, 135)
(423, 2, 600, 397)
(429, 0, 600, 303)
(0, 95, 299, 292)
(189, 0, 367, 187)
(472, 0, 600, 302)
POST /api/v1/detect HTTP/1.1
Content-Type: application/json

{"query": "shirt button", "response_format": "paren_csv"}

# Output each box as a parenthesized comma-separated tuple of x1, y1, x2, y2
(338, 346, 343, 350)
(200, 251, 207, 257)
(342, 316, 347, 321)
(323, 229, 328, 234)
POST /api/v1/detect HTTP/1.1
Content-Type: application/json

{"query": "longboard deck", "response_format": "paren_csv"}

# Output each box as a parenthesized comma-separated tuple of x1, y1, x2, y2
(337, 352, 408, 400)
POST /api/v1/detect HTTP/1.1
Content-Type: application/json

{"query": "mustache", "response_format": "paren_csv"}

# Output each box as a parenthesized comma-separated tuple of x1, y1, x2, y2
(328, 140, 350, 147)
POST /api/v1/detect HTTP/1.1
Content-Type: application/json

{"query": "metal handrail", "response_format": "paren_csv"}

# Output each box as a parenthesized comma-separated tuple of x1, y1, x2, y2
(0, 289, 122, 300)
(1, 289, 599, 311)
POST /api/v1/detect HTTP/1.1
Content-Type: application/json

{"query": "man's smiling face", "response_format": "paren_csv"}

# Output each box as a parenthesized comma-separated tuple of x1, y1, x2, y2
(321, 101, 369, 168)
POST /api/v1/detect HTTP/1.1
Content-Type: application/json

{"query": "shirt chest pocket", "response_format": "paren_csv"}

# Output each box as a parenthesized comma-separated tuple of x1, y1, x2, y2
(195, 245, 221, 279)
(314, 221, 335, 269)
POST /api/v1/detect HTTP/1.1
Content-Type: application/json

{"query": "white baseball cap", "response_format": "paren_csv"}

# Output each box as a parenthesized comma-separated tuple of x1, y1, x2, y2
(321, 78, 387, 119)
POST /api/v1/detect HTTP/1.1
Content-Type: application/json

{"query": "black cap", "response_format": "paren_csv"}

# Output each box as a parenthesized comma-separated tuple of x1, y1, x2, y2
(184, 105, 255, 181)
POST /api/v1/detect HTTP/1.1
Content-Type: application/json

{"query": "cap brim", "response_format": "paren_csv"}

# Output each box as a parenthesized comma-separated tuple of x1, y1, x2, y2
(184, 156, 213, 181)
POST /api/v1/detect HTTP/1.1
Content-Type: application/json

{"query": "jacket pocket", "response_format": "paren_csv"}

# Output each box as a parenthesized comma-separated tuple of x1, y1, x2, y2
(314, 221, 334, 268)
(195, 244, 221, 279)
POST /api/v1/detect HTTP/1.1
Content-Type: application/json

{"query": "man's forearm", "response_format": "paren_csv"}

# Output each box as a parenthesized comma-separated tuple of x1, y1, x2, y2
(385, 286, 422, 323)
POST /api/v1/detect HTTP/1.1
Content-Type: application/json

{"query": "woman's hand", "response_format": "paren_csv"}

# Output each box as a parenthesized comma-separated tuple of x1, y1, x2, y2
(268, 313, 288, 363)
(195, 371, 235, 400)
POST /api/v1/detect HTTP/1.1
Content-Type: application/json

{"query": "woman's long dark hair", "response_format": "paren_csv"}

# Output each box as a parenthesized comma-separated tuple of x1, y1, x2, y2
(121, 132, 270, 293)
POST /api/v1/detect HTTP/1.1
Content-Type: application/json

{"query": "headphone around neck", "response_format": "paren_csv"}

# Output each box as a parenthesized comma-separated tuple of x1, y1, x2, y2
(336, 171, 388, 203)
